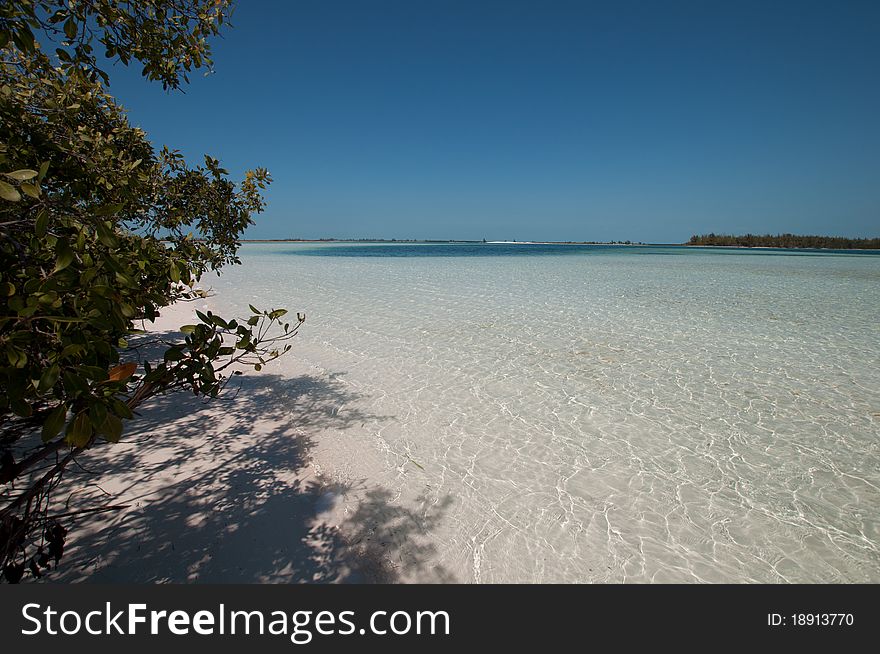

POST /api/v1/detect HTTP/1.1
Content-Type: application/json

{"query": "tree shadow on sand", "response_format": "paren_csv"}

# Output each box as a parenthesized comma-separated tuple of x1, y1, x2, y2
(48, 370, 456, 583)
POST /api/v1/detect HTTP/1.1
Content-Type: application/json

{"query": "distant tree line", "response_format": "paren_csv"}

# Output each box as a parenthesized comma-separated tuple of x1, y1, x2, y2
(687, 233, 880, 249)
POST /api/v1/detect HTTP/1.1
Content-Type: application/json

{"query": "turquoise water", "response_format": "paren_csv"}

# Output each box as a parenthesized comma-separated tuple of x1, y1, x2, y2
(209, 242, 880, 582)
(292, 242, 880, 258)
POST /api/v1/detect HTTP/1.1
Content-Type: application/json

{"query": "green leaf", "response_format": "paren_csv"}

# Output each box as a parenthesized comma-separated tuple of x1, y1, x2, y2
(89, 401, 108, 428)
(1, 281, 14, 297)
(62, 370, 90, 394)
(179, 324, 197, 334)
(12, 26, 35, 53)
(60, 344, 85, 359)
(78, 366, 106, 382)
(35, 209, 49, 237)
(38, 364, 61, 392)
(0, 180, 20, 202)
(42, 404, 68, 442)
(80, 266, 99, 285)
(269, 309, 288, 320)
(38, 161, 50, 181)
(63, 18, 77, 40)
(4, 169, 38, 181)
(95, 202, 124, 216)
(163, 347, 183, 362)
(20, 182, 40, 199)
(67, 412, 93, 447)
(249, 304, 260, 314)
(95, 221, 117, 247)
(6, 347, 27, 368)
(111, 399, 134, 420)
(98, 414, 123, 443)
(54, 241, 75, 272)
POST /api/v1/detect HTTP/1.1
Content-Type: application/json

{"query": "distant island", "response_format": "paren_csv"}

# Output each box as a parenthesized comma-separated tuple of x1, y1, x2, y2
(687, 233, 880, 249)
(236, 235, 880, 250)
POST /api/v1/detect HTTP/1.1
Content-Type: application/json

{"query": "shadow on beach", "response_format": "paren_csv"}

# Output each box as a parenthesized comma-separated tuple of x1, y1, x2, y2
(47, 366, 456, 584)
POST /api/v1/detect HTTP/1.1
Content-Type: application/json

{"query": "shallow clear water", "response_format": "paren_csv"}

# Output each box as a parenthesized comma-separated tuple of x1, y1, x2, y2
(207, 242, 880, 582)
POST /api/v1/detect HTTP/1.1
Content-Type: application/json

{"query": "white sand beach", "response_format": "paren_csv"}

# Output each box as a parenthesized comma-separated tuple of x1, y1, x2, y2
(50, 299, 452, 583)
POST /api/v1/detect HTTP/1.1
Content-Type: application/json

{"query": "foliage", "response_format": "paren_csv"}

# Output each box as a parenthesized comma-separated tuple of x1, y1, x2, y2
(687, 233, 880, 249)
(1, 0, 232, 90)
(0, 1, 300, 582)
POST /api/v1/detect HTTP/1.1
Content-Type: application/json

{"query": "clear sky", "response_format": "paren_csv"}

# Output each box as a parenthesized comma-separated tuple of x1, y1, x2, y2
(106, 0, 879, 242)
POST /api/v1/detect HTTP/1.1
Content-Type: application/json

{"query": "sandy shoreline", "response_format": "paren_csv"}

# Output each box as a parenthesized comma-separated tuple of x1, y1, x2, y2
(47, 300, 449, 583)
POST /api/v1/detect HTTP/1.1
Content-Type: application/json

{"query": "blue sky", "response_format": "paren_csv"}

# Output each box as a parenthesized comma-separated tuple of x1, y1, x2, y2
(106, 0, 879, 242)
